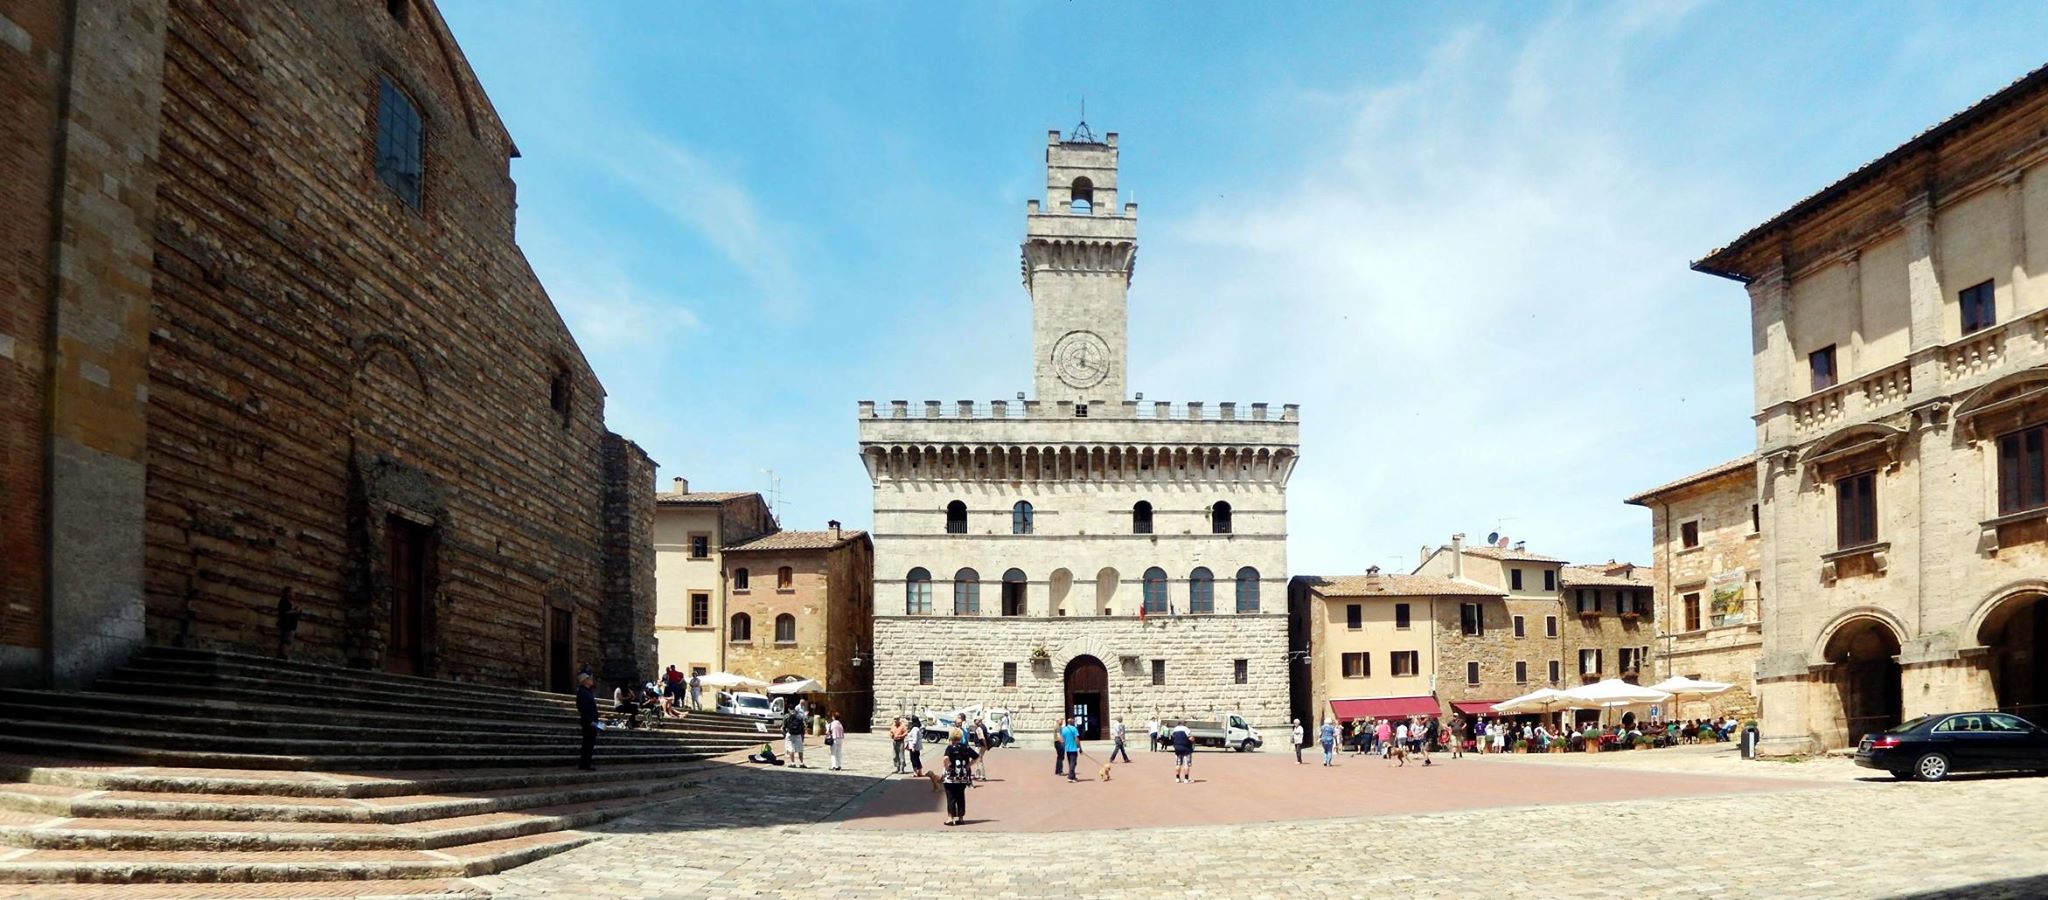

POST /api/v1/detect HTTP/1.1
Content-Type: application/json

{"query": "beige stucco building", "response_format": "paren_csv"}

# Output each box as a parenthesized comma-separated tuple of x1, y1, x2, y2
(720, 526, 874, 728)
(1693, 64, 2048, 754)
(1627, 456, 1764, 720)
(1287, 572, 1502, 727)
(860, 126, 1299, 738)
(651, 481, 774, 678)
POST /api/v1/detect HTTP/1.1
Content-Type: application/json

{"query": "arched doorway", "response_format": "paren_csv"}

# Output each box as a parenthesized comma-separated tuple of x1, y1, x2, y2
(1981, 591, 2048, 721)
(1064, 655, 1108, 741)
(1823, 617, 1902, 745)
(1001, 569, 1028, 616)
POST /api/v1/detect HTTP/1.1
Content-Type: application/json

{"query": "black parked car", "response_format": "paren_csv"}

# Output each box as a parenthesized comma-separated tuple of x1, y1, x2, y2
(1855, 711, 2048, 781)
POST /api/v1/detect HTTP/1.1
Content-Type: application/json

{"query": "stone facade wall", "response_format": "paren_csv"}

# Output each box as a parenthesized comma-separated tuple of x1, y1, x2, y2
(873, 613, 1288, 734)
(651, 495, 772, 679)
(1697, 71, 2048, 753)
(2, 0, 657, 688)
(1635, 464, 1764, 721)
(722, 535, 873, 728)
(1558, 586, 1655, 686)
(1434, 597, 1566, 708)
(599, 435, 657, 686)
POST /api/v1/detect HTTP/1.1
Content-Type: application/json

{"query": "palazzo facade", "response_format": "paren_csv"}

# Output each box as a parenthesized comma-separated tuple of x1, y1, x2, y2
(860, 128, 1299, 737)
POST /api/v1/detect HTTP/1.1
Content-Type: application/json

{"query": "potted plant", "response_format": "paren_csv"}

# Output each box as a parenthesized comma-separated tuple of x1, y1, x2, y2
(1511, 738, 1528, 753)
(1029, 645, 1051, 663)
(1547, 740, 1566, 753)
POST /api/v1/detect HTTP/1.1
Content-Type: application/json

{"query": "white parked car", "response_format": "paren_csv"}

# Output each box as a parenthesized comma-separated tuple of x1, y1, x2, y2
(718, 691, 785, 721)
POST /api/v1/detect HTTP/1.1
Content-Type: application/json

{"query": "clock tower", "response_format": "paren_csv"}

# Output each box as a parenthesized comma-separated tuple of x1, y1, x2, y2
(1023, 124, 1137, 404)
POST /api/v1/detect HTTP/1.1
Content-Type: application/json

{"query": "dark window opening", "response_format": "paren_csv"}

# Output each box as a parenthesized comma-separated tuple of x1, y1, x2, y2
(1810, 344, 1838, 392)
(905, 567, 933, 615)
(729, 613, 751, 643)
(1002, 662, 1017, 687)
(374, 78, 424, 210)
(1346, 604, 1362, 630)
(1132, 500, 1153, 534)
(1143, 567, 1168, 614)
(386, 0, 408, 24)
(1683, 593, 1702, 631)
(1394, 603, 1410, 629)
(1234, 658, 1248, 685)
(1151, 658, 1165, 685)
(1543, 569, 1556, 592)
(1012, 501, 1034, 535)
(1510, 568, 1523, 591)
(1515, 661, 1528, 683)
(774, 614, 796, 644)
(945, 500, 967, 534)
(918, 661, 933, 685)
(733, 568, 749, 591)
(1211, 501, 1232, 534)
(1513, 615, 1526, 638)
(1070, 176, 1094, 212)
(548, 369, 573, 427)
(1548, 660, 1561, 683)
(953, 568, 980, 616)
(1188, 567, 1214, 614)
(1392, 651, 1419, 676)
(1466, 661, 1481, 685)
(1341, 652, 1368, 678)
(776, 566, 793, 589)
(689, 593, 709, 628)
(1460, 602, 1484, 636)
(1681, 520, 1700, 549)
(689, 535, 709, 559)
(1001, 568, 1028, 616)
(1545, 615, 1558, 637)
(1835, 470, 1878, 548)
(1235, 567, 1260, 613)
(1998, 424, 2048, 515)
(1961, 280, 1997, 335)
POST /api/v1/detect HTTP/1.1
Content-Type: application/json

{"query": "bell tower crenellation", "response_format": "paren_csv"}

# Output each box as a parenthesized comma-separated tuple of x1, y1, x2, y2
(1022, 125, 1137, 404)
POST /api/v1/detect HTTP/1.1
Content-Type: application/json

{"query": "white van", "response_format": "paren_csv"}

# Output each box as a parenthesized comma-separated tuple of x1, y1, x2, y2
(717, 691, 785, 721)
(1169, 713, 1263, 751)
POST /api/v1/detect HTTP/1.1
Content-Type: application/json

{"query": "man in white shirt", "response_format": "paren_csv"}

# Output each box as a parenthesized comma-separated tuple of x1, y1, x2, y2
(1110, 716, 1131, 763)
(1290, 719, 1305, 764)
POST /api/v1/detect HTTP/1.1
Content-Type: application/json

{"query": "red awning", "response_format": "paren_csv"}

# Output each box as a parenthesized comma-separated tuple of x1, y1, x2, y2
(1451, 700, 1506, 716)
(1330, 696, 1440, 721)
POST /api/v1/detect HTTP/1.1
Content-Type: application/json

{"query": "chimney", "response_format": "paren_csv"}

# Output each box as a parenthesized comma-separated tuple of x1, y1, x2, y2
(1367, 565, 1381, 577)
(1513, 540, 1526, 552)
(1450, 533, 1465, 580)
(829, 520, 842, 541)
(671, 476, 688, 495)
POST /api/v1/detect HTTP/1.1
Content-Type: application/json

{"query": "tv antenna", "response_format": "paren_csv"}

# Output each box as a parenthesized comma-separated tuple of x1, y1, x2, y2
(761, 469, 784, 524)
(1070, 97, 1098, 143)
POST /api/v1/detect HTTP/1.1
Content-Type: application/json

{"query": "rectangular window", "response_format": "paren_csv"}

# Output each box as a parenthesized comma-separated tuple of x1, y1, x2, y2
(1998, 424, 2048, 515)
(1510, 568, 1524, 591)
(1751, 503, 1761, 535)
(1545, 615, 1558, 637)
(1151, 659, 1166, 686)
(1515, 661, 1528, 684)
(1341, 652, 1369, 678)
(1394, 603, 1410, 629)
(1835, 470, 1878, 548)
(1465, 661, 1480, 685)
(1548, 660, 1561, 683)
(1391, 651, 1419, 677)
(1960, 279, 1997, 335)
(1680, 520, 1700, 549)
(1513, 615, 1526, 638)
(1543, 570, 1556, 592)
(688, 593, 710, 628)
(689, 535, 710, 559)
(918, 661, 933, 685)
(1346, 604, 1362, 630)
(1620, 647, 1639, 672)
(1579, 648, 1601, 676)
(374, 78, 424, 209)
(1684, 592, 1702, 631)
(1460, 602, 1484, 636)
(1234, 658, 1248, 685)
(1810, 344, 1837, 392)
(1002, 662, 1017, 687)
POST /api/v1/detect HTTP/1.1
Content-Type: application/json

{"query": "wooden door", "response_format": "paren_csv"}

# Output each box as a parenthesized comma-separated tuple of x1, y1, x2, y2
(547, 607, 574, 693)
(385, 516, 428, 675)
(1064, 655, 1108, 741)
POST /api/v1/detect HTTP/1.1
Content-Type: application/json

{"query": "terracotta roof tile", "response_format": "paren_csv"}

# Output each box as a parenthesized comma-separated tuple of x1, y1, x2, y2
(1461, 546, 1567, 564)
(1301, 574, 1504, 598)
(1559, 563, 1656, 589)
(1624, 454, 1756, 505)
(722, 530, 868, 553)
(656, 490, 760, 506)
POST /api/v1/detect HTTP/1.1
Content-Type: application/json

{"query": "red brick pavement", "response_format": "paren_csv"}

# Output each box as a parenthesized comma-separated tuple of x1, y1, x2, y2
(839, 747, 1836, 832)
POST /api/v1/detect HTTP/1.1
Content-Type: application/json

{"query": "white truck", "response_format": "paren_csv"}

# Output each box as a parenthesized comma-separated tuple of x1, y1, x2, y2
(1159, 713, 1263, 752)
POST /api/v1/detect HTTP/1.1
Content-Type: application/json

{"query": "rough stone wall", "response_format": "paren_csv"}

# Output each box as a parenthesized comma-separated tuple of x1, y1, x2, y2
(599, 435, 656, 686)
(1639, 467, 1763, 721)
(872, 614, 1289, 733)
(720, 535, 874, 728)
(130, 0, 627, 687)
(1434, 597, 1566, 708)
(1558, 589, 1655, 685)
(0, 0, 66, 681)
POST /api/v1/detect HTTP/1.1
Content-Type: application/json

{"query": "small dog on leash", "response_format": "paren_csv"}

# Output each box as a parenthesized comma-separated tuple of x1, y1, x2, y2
(923, 771, 943, 792)
(1098, 762, 1113, 782)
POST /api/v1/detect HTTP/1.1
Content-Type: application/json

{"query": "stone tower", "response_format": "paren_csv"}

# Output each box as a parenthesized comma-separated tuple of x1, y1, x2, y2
(1023, 126, 1138, 404)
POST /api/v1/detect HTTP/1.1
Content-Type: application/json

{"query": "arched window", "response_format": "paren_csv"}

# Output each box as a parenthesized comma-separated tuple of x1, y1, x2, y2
(1236, 567, 1261, 613)
(733, 568, 750, 590)
(777, 566, 794, 589)
(1188, 567, 1214, 614)
(1143, 567, 1168, 615)
(729, 612, 752, 643)
(774, 613, 796, 643)
(1070, 176, 1094, 212)
(1132, 500, 1153, 535)
(905, 567, 933, 614)
(945, 500, 967, 534)
(1012, 501, 1034, 535)
(1002, 568, 1028, 616)
(1211, 501, 1233, 534)
(953, 568, 981, 616)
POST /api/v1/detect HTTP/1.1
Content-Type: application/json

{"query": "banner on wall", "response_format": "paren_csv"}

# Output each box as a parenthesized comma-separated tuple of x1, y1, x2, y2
(1707, 569, 1747, 626)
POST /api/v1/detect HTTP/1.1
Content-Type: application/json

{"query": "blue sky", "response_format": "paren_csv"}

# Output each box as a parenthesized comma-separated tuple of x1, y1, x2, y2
(441, 1, 2048, 574)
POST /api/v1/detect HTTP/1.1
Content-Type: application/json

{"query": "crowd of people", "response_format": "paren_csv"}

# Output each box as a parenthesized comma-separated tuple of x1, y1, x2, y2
(1284, 712, 1749, 760)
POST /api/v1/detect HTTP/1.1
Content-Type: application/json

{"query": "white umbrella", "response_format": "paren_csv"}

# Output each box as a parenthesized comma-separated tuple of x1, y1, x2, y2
(1647, 676, 1733, 700)
(1561, 678, 1671, 708)
(1491, 688, 1573, 715)
(696, 671, 770, 690)
(766, 678, 823, 695)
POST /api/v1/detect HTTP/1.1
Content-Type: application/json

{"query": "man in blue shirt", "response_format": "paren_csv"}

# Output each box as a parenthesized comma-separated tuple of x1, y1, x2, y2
(1059, 716, 1081, 782)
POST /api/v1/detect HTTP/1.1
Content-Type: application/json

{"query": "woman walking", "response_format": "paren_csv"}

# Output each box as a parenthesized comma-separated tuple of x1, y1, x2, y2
(941, 729, 980, 827)
(827, 713, 846, 771)
(907, 715, 925, 776)
(1319, 718, 1337, 766)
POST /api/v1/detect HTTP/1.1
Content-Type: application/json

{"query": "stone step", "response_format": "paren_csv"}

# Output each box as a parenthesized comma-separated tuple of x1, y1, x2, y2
(0, 779, 699, 850)
(0, 754, 737, 800)
(0, 768, 712, 824)
(0, 830, 598, 883)
(135, 647, 579, 709)
(2, 878, 489, 898)
(106, 661, 580, 723)
(0, 717, 751, 764)
(0, 729, 753, 772)
(0, 695, 750, 748)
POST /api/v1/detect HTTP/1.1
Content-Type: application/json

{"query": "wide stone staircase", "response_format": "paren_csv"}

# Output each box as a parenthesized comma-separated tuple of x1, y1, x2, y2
(0, 647, 773, 896)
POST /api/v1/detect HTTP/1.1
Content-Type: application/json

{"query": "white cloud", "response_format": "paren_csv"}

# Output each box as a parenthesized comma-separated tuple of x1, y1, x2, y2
(542, 261, 705, 351)
(1135, 4, 1753, 573)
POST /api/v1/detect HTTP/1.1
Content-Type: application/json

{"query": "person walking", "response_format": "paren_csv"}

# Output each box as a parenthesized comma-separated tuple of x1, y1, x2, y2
(1291, 718, 1305, 764)
(575, 670, 599, 771)
(1392, 720, 1410, 767)
(907, 716, 926, 776)
(827, 713, 846, 770)
(889, 718, 908, 774)
(1059, 716, 1081, 782)
(274, 588, 303, 659)
(1375, 718, 1394, 763)
(783, 706, 808, 768)
(687, 671, 702, 711)
(1319, 718, 1337, 766)
(1170, 721, 1196, 783)
(1110, 716, 1132, 763)
(941, 728, 979, 827)
(972, 717, 991, 781)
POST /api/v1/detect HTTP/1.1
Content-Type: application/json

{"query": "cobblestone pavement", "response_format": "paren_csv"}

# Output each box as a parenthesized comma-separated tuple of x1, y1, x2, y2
(474, 736, 2048, 899)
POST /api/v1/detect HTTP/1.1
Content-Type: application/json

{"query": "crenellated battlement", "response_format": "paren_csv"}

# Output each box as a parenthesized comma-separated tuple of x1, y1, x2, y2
(857, 399, 1299, 422)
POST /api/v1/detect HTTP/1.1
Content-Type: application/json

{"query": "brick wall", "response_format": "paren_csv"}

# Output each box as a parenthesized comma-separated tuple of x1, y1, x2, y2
(599, 434, 656, 686)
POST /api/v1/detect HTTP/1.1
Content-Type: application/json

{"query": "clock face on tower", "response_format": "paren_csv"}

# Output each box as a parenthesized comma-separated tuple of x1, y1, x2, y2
(1051, 330, 1112, 389)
